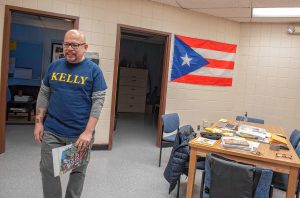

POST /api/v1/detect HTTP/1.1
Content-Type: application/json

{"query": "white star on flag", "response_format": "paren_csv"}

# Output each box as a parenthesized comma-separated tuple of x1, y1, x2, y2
(181, 53, 192, 66)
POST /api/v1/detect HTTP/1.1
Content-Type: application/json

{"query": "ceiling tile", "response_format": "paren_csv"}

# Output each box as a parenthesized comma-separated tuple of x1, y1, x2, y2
(149, 0, 300, 23)
(192, 8, 251, 18)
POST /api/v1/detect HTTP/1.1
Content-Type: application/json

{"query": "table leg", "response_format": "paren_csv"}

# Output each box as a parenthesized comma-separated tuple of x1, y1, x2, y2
(286, 167, 298, 198)
(186, 148, 197, 198)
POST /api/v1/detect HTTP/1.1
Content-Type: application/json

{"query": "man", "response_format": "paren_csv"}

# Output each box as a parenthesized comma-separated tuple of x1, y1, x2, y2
(34, 29, 107, 198)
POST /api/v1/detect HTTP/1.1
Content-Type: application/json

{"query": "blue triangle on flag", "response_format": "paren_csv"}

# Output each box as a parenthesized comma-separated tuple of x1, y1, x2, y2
(171, 35, 209, 81)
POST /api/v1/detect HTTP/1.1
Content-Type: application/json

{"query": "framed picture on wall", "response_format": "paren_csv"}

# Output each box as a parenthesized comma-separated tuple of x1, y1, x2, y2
(51, 43, 64, 62)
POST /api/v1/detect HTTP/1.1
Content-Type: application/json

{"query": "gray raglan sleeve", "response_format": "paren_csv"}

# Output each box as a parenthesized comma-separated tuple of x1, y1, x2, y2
(90, 90, 106, 119)
(36, 82, 50, 110)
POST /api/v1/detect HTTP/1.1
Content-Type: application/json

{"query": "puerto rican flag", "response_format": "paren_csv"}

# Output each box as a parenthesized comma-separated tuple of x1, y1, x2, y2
(171, 35, 237, 86)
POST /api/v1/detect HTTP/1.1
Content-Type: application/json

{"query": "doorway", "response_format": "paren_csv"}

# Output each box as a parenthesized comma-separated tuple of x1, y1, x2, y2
(108, 25, 171, 149)
(0, 5, 79, 154)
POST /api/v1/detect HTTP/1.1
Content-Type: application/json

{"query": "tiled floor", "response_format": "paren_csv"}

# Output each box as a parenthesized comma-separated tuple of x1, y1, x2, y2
(0, 113, 286, 198)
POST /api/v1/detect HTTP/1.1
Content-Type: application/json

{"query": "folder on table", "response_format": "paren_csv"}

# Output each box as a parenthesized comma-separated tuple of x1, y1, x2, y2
(269, 134, 287, 145)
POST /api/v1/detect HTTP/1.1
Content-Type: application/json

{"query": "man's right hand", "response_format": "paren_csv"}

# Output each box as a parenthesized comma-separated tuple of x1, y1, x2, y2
(34, 124, 44, 144)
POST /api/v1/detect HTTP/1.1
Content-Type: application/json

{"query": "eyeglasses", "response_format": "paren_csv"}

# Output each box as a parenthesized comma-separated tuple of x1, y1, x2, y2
(62, 42, 86, 49)
(276, 153, 292, 159)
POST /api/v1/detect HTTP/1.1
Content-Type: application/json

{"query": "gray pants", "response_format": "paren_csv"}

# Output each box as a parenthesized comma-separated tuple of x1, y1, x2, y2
(40, 131, 93, 198)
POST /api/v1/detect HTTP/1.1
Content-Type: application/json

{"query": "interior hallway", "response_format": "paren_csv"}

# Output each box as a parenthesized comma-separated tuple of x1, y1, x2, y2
(0, 113, 285, 198)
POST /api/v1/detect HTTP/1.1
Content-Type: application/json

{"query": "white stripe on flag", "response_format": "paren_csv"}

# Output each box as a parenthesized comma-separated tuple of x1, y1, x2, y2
(191, 67, 233, 78)
(192, 48, 236, 61)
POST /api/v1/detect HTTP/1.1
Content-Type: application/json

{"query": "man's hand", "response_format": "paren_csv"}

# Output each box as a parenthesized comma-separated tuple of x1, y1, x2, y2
(34, 108, 46, 143)
(75, 130, 93, 151)
(34, 123, 44, 143)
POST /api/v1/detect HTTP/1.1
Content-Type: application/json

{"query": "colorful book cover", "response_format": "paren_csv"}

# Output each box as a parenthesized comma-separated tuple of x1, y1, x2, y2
(52, 144, 90, 177)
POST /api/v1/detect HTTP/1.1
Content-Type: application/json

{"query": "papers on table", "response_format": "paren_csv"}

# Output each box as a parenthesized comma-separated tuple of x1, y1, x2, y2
(221, 137, 260, 151)
(236, 124, 269, 143)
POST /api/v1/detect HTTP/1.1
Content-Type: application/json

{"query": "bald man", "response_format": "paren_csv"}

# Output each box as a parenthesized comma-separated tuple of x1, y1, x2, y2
(34, 29, 107, 198)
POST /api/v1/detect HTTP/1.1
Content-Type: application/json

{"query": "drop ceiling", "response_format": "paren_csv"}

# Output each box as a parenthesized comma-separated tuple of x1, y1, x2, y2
(150, 0, 300, 23)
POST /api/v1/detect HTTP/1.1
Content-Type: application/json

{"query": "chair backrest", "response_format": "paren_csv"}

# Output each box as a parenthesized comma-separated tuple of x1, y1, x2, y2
(236, 116, 264, 124)
(203, 153, 273, 198)
(289, 129, 300, 148)
(296, 144, 300, 157)
(162, 113, 180, 133)
(253, 168, 273, 198)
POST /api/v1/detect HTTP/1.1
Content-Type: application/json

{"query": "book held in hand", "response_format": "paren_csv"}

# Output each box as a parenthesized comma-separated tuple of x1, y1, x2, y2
(52, 144, 90, 177)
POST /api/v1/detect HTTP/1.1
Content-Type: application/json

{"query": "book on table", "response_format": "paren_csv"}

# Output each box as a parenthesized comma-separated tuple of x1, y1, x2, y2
(221, 137, 251, 150)
(52, 144, 90, 177)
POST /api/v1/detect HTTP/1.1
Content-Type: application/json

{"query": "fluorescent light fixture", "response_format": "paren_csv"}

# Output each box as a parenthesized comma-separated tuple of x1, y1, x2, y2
(252, 7, 300, 17)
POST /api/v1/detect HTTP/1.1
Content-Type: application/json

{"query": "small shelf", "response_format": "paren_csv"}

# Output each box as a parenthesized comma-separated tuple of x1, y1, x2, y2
(8, 78, 41, 86)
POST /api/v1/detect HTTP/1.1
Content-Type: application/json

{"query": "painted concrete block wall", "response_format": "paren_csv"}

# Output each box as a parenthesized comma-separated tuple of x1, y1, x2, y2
(239, 23, 300, 135)
(1, 0, 297, 144)
(0, 0, 240, 145)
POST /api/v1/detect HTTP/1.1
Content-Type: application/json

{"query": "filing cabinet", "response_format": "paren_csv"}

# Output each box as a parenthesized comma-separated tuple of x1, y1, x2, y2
(117, 67, 148, 112)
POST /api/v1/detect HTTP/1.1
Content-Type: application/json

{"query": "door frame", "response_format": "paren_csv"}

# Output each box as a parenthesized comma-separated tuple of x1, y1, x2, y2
(0, 5, 79, 154)
(108, 24, 171, 150)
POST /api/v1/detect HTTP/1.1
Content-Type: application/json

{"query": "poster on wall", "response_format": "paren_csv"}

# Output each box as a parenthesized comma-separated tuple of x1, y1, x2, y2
(51, 43, 64, 62)
(85, 52, 99, 65)
(171, 34, 237, 86)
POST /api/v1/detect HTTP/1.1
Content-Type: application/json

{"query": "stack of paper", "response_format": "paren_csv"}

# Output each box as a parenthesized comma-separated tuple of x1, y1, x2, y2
(221, 137, 260, 151)
(221, 137, 251, 150)
(236, 124, 267, 141)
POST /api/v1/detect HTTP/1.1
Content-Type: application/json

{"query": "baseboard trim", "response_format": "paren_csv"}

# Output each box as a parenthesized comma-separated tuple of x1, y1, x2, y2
(92, 144, 109, 150)
(6, 122, 35, 125)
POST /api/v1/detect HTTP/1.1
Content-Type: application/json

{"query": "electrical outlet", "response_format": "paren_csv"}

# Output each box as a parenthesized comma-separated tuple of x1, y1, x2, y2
(197, 125, 201, 131)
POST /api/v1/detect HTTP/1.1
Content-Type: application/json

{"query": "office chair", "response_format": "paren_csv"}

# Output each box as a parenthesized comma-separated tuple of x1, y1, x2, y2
(200, 153, 273, 198)
(159, 113, 180, 167)
(290, 129, 300, 148)
(236, 116, 265, 124)
(271, 145, 300, 198)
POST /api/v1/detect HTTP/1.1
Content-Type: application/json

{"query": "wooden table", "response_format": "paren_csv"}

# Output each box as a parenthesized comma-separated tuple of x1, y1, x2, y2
(186, 121, 300, 198)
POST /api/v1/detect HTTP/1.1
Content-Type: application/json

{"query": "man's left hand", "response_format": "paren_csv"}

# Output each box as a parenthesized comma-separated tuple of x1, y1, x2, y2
(75, 130, 93, 151)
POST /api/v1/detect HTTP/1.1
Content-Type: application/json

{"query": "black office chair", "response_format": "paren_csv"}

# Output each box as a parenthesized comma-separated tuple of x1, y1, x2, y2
(159, 113, 180, 167)
(200, 153, 273, 198)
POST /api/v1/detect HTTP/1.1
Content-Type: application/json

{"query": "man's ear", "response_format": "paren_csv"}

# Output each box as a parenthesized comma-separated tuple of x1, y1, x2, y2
(84, 44, 88, 51)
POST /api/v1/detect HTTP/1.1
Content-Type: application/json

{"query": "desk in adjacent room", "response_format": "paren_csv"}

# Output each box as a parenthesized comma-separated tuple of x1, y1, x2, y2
(6, 100, 36, 121)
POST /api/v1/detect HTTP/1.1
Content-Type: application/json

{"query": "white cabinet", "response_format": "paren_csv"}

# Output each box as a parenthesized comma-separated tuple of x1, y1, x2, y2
(117, 67, 148, 113)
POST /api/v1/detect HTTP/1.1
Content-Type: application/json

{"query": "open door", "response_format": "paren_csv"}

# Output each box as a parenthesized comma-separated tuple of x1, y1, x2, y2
(108, 24, 171, 150)
(0, 5, 79, 154)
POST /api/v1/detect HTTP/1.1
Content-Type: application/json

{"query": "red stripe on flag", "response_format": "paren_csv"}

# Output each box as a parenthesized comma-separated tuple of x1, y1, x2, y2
(205, 58, 235, 70)
(176, 34, 237, 53)
(172, 75, 232, 86)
